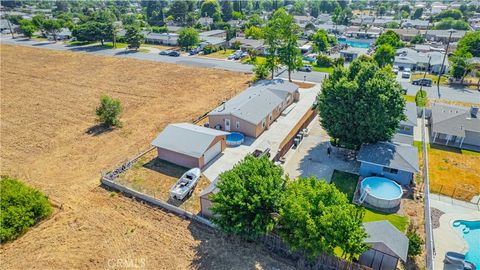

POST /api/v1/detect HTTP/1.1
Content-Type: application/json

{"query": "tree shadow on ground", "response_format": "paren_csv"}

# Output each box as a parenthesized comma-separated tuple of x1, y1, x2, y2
(32, 42, 51, 46)
(85, 124, 114, 136)
(187, 222, 296, 270)
(68, 45, 110, 52)
(115, 50, 140, 55)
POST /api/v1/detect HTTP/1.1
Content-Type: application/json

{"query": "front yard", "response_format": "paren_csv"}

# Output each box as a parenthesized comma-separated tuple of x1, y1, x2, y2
(330, 170, 409, 232)
(415, 141, 480, 201)
(116, 149, 210, 214)
(410, 73, 448, 85)
(202, 49, 235, 59)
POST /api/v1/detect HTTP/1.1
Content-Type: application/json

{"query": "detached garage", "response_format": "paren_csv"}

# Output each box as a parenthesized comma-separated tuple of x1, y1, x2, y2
(151, 123, 228, 169)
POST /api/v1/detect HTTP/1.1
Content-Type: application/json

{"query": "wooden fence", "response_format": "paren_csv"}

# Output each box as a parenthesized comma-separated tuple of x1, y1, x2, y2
(274, 107, 317, 161)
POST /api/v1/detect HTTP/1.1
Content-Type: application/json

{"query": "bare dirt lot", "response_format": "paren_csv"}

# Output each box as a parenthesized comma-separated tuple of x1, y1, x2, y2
(0, 45, 294, 269)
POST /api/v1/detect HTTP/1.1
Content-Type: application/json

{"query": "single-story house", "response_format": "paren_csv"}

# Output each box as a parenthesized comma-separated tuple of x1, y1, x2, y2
(359, 221, 409, 270)
(425, 30, 467, 43)
(351, 16, 375, 26)
(401, 19, 430, 29)
(199, 36, 227, 49)
(208, 79, 299, 138)
(0, 19, 18, 33)
(314, 23, 346, 34)
(357, 142, 420, 185)
(151, 123, 229, 169)
(230, 37, 265, 54)
(394, 48, 449, 74)
(393, 102, 417, 145)
(430, 104, 480, 151)
(197, 17, 213, 26)
(144, 32, 179, 46)
(414, 44, 445, 53)
(372, 18, 401, 28)
(167, 25, 182, 33)
(340, 47, 369, 62)
(47, 28, 71, 40)
(316, 14, 332, 24)
(199, 29, 226, 38)
(389, 28, 426, 42)
(294, 15, 313, 25)
(431, 2, 448, 14)
(345, 26, 382, 39)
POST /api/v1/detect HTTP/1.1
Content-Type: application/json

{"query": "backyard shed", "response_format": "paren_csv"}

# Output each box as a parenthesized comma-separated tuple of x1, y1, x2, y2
(151, 123, 229, 169)
(357, 142, 419, 185)
(359, 221, 408, 270)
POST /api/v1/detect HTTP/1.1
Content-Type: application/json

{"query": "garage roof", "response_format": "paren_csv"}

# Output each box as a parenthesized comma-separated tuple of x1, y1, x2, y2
(151, 123, 229, 158)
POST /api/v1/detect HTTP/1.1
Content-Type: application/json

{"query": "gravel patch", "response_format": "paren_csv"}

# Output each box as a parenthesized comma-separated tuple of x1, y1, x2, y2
(431, 207, 445, 229)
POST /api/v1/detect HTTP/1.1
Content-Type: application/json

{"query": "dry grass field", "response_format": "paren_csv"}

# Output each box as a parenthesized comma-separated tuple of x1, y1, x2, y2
(0, 44, 295, 269)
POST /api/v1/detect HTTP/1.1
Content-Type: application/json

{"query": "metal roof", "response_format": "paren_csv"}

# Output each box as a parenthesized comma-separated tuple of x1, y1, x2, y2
(208, 79, 299, 125)
(357, 142, 420, 173)
(401, 102, 418, 127)
(431, 104, 480, 137)
(199, 29, 226, 37)
(151, 123, 228, 158)
(363, 221, 409, 262)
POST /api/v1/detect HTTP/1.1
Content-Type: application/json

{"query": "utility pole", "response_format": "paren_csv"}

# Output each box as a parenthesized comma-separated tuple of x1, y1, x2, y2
(437, 29, 455, 94)
(7, 19, 15, 39)
(420, 55, 432, 93)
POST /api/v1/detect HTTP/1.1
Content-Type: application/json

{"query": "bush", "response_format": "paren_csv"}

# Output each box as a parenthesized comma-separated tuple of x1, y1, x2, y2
(0, 176, 52, 242)
(316, 54, 332, 67)
(333, 57, 345, 67)
(231, 40, 241, 50)
(151, 26, 168, 33)
(407, 231, 424, 256)
(202, 44, 220, 55)
(253, 62, 269, 81)
(96, 95, 122, 127)
(415, 89, 428, 107)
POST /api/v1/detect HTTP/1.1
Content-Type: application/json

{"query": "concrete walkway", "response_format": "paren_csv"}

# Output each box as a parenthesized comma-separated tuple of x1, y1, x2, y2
(431, 197, 480, 270)
(203, 83, 322, 182)
(282, 116, 359, 182)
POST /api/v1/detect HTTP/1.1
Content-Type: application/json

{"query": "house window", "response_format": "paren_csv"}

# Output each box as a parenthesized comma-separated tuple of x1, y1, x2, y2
(236, 121, 240, 129)
(383, 167, 399, 174)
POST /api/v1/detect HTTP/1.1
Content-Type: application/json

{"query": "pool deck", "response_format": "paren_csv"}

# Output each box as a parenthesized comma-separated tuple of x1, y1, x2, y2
(431, 197, 480, 269)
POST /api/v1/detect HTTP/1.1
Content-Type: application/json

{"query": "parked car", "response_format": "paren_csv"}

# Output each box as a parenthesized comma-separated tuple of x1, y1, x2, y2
(299, 65, 312, 72)
(168, 51, 180, 57)
(189, 47, 200, 55)
(412, 78, 432, 87)
(402, 71, 411, 79)
(392, 66, 399, 75)
(159, 50, 170, 55)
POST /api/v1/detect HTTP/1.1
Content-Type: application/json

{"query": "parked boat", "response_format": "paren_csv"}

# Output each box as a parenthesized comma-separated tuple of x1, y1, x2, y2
(170, 168, 201, 201)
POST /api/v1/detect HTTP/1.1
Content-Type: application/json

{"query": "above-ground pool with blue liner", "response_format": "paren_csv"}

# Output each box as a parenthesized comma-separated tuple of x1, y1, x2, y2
(338, 39, 371, 48)
(361, 177, 403, 200)
(226, 132, 245, 147)
(453, 220, 480, 267)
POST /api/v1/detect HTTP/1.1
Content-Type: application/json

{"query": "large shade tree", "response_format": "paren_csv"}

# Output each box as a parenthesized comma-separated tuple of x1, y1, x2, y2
(278, 177, 368, 260)
(317, 58, 406, 149)
(373, 44, 395, 67)
(375, 30, 403, 48)
(211, 155, 286, 239)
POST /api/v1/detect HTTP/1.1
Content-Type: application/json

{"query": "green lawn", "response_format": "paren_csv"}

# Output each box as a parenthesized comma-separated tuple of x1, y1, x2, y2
(330, 170, 409, 232)
(203, 49, 235, 59)
(241, 56, 266, 65)
(312, 65, 334, 74)
(330, 170, 358, 201)
(67, 40, 94, 46)
(411, 73, 448, 85)
(101, 42, 128, 49)
(363, 209, 409, 232)
(404, 95, 416, 103)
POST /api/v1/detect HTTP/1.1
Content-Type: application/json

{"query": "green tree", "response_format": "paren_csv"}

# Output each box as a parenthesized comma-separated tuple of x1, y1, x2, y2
(375, 30, 403, 48)
(221, 0, 234, 22)
(244, 25, 263, 39)
(200, 0, 220, 18)
(211, 156, 286, 239)
(124, 26, 144, 50)
(311, 30, 329, 52)
(253, 62, 269, 81)
(412, 8, 423, 20)
(433, 18, 470, 30)
(278, 177, 368, 260)
(274, 9, 302, 82)
(415, 89, 428, 107)
(434, 9, 463, 21)
(450, 55, 473, 83)
(19, 19, 37, 39)
(317, 58, 405, 148)
(410, 34, 425, 44)
(169, 1, 188, 23)
(95, 95, 122, 127)
(385, 21, 400, 29)
(0, 176, 52, 242)
(400, 5, 411, 15)
(178, 27, 199, 50)
(456, 31, 480, 57)
(373, 44, 395, 67)
(42, 19, 62, 41)
(72, 21, 112, 45)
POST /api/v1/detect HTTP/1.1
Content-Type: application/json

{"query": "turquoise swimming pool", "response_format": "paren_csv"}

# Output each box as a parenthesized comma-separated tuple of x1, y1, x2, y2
(338, 39, 371, 48)
(453, 220, 480, 267)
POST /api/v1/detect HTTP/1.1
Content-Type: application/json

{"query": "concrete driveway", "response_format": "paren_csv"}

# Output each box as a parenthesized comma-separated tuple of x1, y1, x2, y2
(282, 116, 359, 183)
(203, 83, 321, 182)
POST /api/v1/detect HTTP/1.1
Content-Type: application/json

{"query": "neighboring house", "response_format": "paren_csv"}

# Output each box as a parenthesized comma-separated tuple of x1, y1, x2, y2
(230, 37, 265, 54)
(167, 25, 182, 33)
(430, 104, 480, 150)
(431, 1, 448, 14)
(151, 123, 229, 169)
(414, 44, 445, 53)
(425, 30, 467, 43)
(359, 221, 409, 270)
(293, 15, 313, 26)
(0, 19, 18, 33)
(357, 142, 420, 185)
(393, 102, 417, 145)
(345, 26, 382, 39)
(390, 28, 426, 42)
(144, 32, 179, 46)
(316, 14, 332, 24)
(199, 29, 226, 38)
(351, 16, 375, 26)
(48, 28, 71, 40)
(199, 36, 227, 49)
(394, 48, 449, 74)
(314, 23, 346, 34)
(208, 80, 300, 138)
(197, 17, 213, 26)
(340, 47, 369, 62)
(372, 18, 400, 28)
(401, 19, 430, 29)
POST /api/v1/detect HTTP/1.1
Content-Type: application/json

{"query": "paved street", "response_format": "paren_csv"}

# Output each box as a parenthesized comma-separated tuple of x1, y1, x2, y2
(1, 36, 329, 83)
